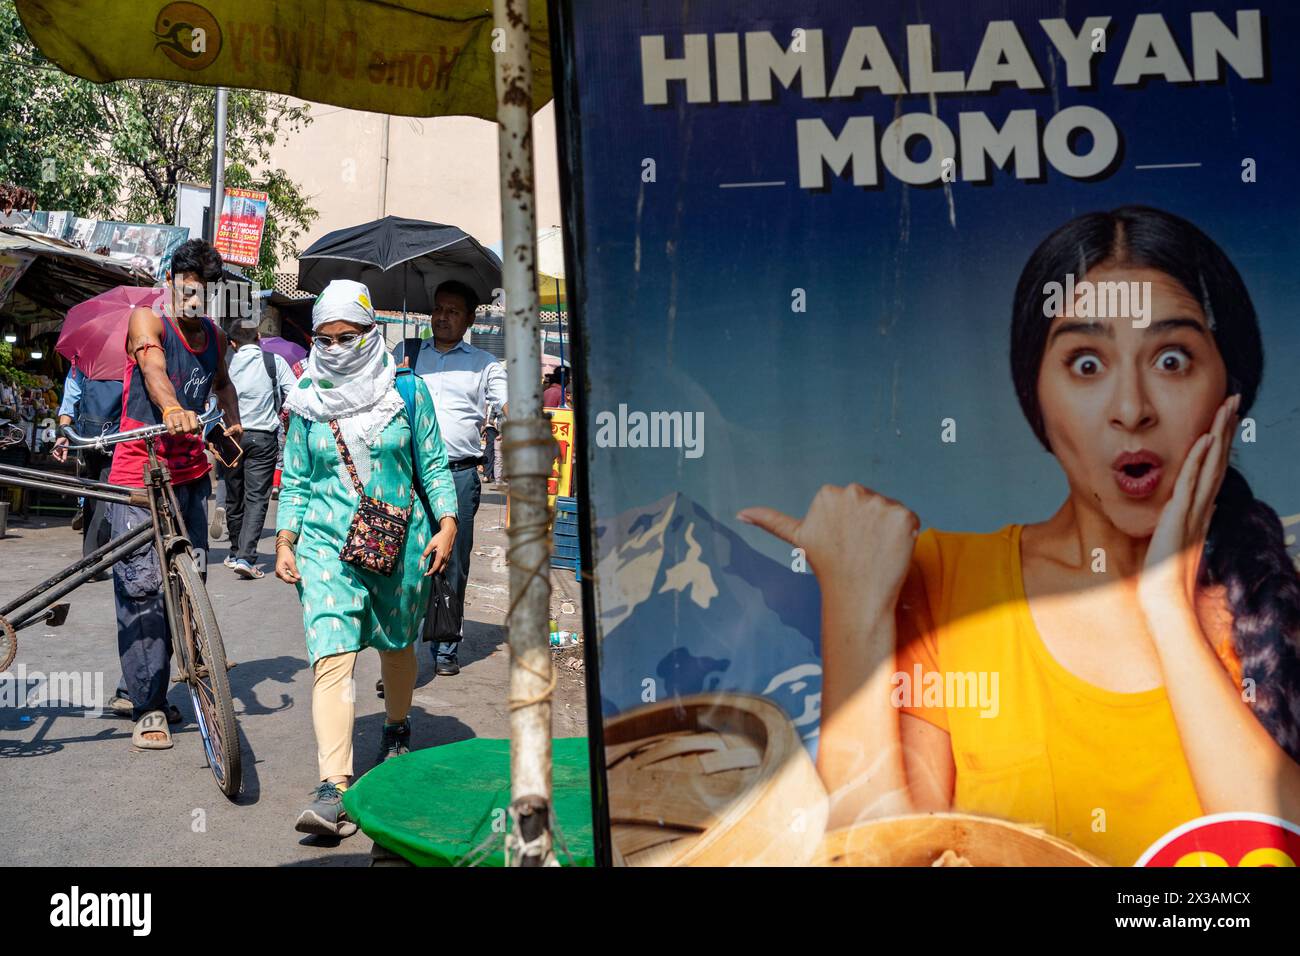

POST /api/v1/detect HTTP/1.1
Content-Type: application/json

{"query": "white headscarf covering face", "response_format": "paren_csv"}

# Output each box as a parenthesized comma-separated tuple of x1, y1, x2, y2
(285, 280, 404, 490)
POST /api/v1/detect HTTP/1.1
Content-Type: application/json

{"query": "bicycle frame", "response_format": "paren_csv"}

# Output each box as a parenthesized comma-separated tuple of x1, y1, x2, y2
(1, 408, 242, 795)
(0, 411, 220, 670)
(141, 435, 201, 683)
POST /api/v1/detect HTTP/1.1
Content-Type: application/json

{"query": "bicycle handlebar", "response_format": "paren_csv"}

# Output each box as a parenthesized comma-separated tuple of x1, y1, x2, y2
(61, 408, 225, 451)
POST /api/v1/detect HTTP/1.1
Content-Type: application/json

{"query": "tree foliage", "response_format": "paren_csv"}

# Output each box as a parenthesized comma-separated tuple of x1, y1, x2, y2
(0, 0, 317, 283)
(0, 3, 118, 215)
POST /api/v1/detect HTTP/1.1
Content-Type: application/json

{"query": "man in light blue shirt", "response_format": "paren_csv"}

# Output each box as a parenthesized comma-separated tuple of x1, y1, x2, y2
(394, 280, 507, 675)
(222, 322, 294, 578)
(53, 366, 121, 560)
(55, 365, 134, 717)
(55, 367, 83, 419)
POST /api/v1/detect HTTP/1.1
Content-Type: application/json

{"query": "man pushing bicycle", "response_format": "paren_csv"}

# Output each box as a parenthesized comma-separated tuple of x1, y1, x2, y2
(106, 240, 243, 749)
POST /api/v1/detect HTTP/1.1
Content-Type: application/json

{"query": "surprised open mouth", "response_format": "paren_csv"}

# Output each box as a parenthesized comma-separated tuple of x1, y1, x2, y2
(1112, 450, 1164, 499)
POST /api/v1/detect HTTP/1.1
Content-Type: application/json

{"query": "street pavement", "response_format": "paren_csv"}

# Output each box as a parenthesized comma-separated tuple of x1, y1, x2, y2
(0, 482, 589, 866)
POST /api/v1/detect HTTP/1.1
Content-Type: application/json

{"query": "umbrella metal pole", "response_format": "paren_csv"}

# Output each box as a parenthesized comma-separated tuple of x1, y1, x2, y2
(495, 0, 556, 867)
(556, 276, 565, 393)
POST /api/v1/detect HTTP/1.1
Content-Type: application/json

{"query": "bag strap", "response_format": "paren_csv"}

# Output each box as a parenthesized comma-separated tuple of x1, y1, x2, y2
(261, 349, 283, 416)
(327, 419, 366, 497)
(402, 337, 423, 369)
(395, 368, 436, 524)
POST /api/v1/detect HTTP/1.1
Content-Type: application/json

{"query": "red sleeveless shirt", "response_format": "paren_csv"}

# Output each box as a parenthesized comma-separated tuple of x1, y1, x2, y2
(108, 311, 220, 488)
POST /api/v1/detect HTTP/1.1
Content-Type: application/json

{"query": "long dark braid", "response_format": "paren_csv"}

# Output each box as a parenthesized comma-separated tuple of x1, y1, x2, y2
(1011, 205, 1300, 762)
(1203, 468, 1300, 760)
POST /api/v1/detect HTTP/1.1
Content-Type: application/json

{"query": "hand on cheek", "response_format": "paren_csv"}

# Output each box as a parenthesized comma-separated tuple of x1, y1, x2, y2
(1140, 394, 1240, 612)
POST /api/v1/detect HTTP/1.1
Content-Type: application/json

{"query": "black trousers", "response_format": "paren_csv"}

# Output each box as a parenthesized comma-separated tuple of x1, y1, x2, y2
(224, 429, 279, 565)
(482, 427, 498, 481)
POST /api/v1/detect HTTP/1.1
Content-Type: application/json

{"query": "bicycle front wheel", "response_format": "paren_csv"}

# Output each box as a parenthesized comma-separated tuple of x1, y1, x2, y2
(171, 555, 242, 798)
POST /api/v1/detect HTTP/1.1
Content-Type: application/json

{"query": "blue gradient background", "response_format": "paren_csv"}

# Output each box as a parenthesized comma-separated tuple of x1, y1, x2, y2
(567, 1, 1300, 567)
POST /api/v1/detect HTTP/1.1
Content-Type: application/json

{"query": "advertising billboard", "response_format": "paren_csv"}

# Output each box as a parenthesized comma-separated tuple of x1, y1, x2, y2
(88, 220, 190, 280)
(214, 186, 269, 268)
(554, 0, 1300, 866)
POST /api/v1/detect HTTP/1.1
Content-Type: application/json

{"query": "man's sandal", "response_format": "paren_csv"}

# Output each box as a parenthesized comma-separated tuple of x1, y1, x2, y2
(132, 710, 174, 750)
(109, 696, 182, 724)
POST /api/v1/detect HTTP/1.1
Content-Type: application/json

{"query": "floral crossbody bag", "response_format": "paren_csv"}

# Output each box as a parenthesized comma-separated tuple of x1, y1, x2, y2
(329, 419, 413, 576)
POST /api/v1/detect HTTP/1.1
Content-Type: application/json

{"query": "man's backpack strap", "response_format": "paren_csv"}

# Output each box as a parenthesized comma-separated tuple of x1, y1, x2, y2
(402, 337, 423, 369)
(261, 348, 283, 416)
(395, 367, 436, 526)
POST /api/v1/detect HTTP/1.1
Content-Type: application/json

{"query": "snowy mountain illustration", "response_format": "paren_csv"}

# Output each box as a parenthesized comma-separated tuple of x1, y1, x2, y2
(594, 492, 823, 742)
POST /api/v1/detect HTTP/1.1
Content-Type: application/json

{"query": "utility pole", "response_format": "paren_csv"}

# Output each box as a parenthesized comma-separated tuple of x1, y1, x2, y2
(379, 114, 391, 219)
(495, 0, 556, 867)
(206, 87, 229, 245)
(380, 114, 397, 336)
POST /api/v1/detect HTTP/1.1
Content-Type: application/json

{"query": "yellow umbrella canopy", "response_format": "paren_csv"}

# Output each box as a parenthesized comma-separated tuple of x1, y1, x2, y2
(538, 279, 564, 308)
(14, 0, 552, 120)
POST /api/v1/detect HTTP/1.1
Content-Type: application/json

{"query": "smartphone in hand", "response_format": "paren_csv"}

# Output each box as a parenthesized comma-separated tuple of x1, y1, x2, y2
(207, 423, 245, 469)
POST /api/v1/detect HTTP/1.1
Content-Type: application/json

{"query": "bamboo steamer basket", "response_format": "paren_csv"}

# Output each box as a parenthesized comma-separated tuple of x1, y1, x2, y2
(813, 813, 1107, 867)
(605, 692, 828, 866)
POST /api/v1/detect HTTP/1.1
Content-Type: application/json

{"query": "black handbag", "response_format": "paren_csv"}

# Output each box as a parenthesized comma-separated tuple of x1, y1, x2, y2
(394, 367, 461, 641)
(423, 571, 462, 643)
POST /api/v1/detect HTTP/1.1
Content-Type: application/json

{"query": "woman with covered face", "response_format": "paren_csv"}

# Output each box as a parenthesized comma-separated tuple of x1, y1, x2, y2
(275, 279, 458, 839)
(742, 206, 1300, 865)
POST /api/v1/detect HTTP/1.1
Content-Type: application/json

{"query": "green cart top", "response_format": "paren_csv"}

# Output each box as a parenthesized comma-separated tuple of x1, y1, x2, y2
(343, 736, 595, 867)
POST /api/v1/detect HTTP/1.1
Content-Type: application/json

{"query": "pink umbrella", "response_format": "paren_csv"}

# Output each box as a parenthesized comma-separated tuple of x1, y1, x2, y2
(57, 285, 164, 381)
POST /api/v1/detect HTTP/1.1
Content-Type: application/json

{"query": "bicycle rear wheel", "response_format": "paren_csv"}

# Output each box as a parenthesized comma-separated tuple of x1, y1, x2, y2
(0, 616, 15, 672)
(171, 554, 241, 798)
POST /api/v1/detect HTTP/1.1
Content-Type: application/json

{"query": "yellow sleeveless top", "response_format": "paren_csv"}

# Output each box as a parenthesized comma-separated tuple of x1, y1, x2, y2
(895, 525, 1240, 866)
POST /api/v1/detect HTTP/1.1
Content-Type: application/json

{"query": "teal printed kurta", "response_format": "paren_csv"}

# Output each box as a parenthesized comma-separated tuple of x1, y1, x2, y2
(277, 378, 458, 664)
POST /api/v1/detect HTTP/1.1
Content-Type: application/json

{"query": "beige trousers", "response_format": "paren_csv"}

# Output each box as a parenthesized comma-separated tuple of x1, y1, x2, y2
(312, 643, 418, 781)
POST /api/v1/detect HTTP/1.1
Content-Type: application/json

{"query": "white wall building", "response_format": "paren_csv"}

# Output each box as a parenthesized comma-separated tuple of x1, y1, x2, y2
(267, 97, 564, 265)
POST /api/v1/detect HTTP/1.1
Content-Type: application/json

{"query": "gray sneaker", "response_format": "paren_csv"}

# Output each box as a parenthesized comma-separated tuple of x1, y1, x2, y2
(209, 505, 227, 541)
(294, 781, 358, 838)
(232, 558, 264, 579)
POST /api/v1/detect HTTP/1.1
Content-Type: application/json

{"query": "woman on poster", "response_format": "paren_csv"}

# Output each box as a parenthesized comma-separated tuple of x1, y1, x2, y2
(742, 206, 1300, 865)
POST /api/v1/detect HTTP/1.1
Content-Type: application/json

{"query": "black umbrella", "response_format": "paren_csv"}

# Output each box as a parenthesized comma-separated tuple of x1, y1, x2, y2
(296, 216, 502, 320)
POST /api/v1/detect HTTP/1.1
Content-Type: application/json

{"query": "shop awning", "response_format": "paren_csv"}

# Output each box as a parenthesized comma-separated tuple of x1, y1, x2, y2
(0, 231, 153, 326)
